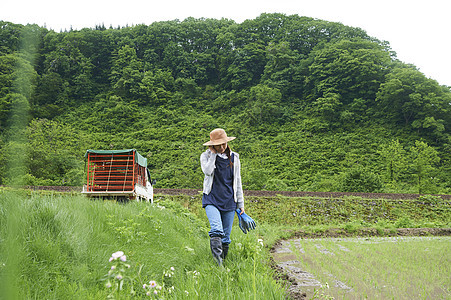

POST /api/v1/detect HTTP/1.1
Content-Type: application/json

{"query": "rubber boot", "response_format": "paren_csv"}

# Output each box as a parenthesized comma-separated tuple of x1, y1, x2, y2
(221, 243, 229, 260)
(210, 237, 223, 266)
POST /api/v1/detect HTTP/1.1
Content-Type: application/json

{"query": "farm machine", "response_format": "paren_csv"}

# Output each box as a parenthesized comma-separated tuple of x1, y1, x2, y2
(82, 149, 154, 202)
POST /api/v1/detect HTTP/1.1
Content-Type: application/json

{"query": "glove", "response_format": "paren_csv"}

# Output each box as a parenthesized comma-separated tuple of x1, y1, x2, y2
(236, 209, 257, 234)
(241, 212, 256, 231)
(236, 209, 248, 234)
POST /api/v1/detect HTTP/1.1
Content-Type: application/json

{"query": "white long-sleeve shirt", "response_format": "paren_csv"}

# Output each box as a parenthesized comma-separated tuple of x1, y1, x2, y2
(200, 149, 244, 209)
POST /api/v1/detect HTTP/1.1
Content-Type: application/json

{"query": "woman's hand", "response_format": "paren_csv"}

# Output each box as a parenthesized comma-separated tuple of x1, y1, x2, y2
(239, 207, 245, 215)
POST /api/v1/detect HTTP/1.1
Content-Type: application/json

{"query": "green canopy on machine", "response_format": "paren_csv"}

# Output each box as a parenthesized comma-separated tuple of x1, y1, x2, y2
(84, 149, 147, 167)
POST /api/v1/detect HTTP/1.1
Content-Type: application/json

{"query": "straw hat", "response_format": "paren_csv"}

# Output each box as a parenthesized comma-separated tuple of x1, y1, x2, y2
(203, 128, 236, 146)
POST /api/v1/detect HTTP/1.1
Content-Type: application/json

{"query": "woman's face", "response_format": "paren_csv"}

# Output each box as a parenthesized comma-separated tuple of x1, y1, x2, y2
(213, 143, 227, 154)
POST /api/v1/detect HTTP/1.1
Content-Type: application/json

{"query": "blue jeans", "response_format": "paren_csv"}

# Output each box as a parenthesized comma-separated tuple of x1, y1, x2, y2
(205, 205, 235, 244)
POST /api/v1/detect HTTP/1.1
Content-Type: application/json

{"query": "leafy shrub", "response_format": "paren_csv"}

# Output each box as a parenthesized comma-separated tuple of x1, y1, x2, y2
(338, 166, 383, 193)
(394, 217, 416, 228)
(343, 220, 364, 233)
(264, 178, 288, 191)
(417, 194, 442, 204)
(242, 168, 269, 190)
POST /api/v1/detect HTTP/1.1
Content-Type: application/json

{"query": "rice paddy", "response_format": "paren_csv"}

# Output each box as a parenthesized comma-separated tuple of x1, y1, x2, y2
(273, 236, 451, 299)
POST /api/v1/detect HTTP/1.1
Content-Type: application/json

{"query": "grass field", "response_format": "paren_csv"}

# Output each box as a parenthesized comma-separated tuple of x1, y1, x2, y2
(0, 189, 286, 299)
(0, 188, 449, 299)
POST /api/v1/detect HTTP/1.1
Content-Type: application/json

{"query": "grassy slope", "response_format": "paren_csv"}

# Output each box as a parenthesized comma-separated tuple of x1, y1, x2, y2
(0, 189, 286, 299)
(162, 193, 451, 231)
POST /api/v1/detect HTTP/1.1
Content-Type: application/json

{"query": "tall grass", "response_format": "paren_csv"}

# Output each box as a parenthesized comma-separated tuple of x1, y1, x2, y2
(0, 189, 286, 299)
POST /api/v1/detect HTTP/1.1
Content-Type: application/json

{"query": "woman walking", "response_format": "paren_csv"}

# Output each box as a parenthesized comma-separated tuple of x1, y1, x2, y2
(200, 128, 245, 266)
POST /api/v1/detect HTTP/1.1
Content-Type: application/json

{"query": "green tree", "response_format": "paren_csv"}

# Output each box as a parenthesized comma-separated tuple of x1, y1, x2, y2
(31, 72, 66, 118)
(378, 139, 407, 183)
(139, 69, 175, 105)
(222, 42, 266, 90)
(261, 41, 304, 98)
(307, 39, 392, 122)
(0, 53, 37, 100)
(376, 66, 450, 139)
(110, 45, 143, 99)
(0, 21, 23, 53)
(26, 118, 85, 185)
(409, 140, 440, 194)
(311, 92, 342, 122)
(34, 31, 95, 110)
(244, 84, 283, 125)
(284, 16, 373, 55)
(84, 95, 141, 133)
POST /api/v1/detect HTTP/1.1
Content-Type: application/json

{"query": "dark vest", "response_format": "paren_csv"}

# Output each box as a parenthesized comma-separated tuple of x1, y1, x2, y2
(202, 153, 235, 211)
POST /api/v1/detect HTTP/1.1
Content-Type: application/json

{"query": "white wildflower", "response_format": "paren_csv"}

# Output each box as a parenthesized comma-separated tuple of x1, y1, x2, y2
(149, 280, 157, 288)
(110, 251, 124, 261)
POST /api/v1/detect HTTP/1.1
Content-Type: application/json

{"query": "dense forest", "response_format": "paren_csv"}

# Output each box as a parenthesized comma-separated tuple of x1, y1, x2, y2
(1, 13, 450, 194)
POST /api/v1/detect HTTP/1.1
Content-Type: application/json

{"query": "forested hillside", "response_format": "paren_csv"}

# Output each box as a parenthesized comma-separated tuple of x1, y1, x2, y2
(1, 13, 450, 194)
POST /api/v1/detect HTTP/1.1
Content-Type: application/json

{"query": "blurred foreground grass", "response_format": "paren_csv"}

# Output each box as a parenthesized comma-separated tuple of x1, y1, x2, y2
(0, 189, 287, 299)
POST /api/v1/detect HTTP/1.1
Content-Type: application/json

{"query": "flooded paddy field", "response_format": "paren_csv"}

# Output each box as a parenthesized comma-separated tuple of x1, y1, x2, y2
(272, 236, 451, 299)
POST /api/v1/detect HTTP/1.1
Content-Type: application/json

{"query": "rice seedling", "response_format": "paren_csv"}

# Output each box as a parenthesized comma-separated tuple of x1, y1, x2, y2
(288, 236, 450, 299)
